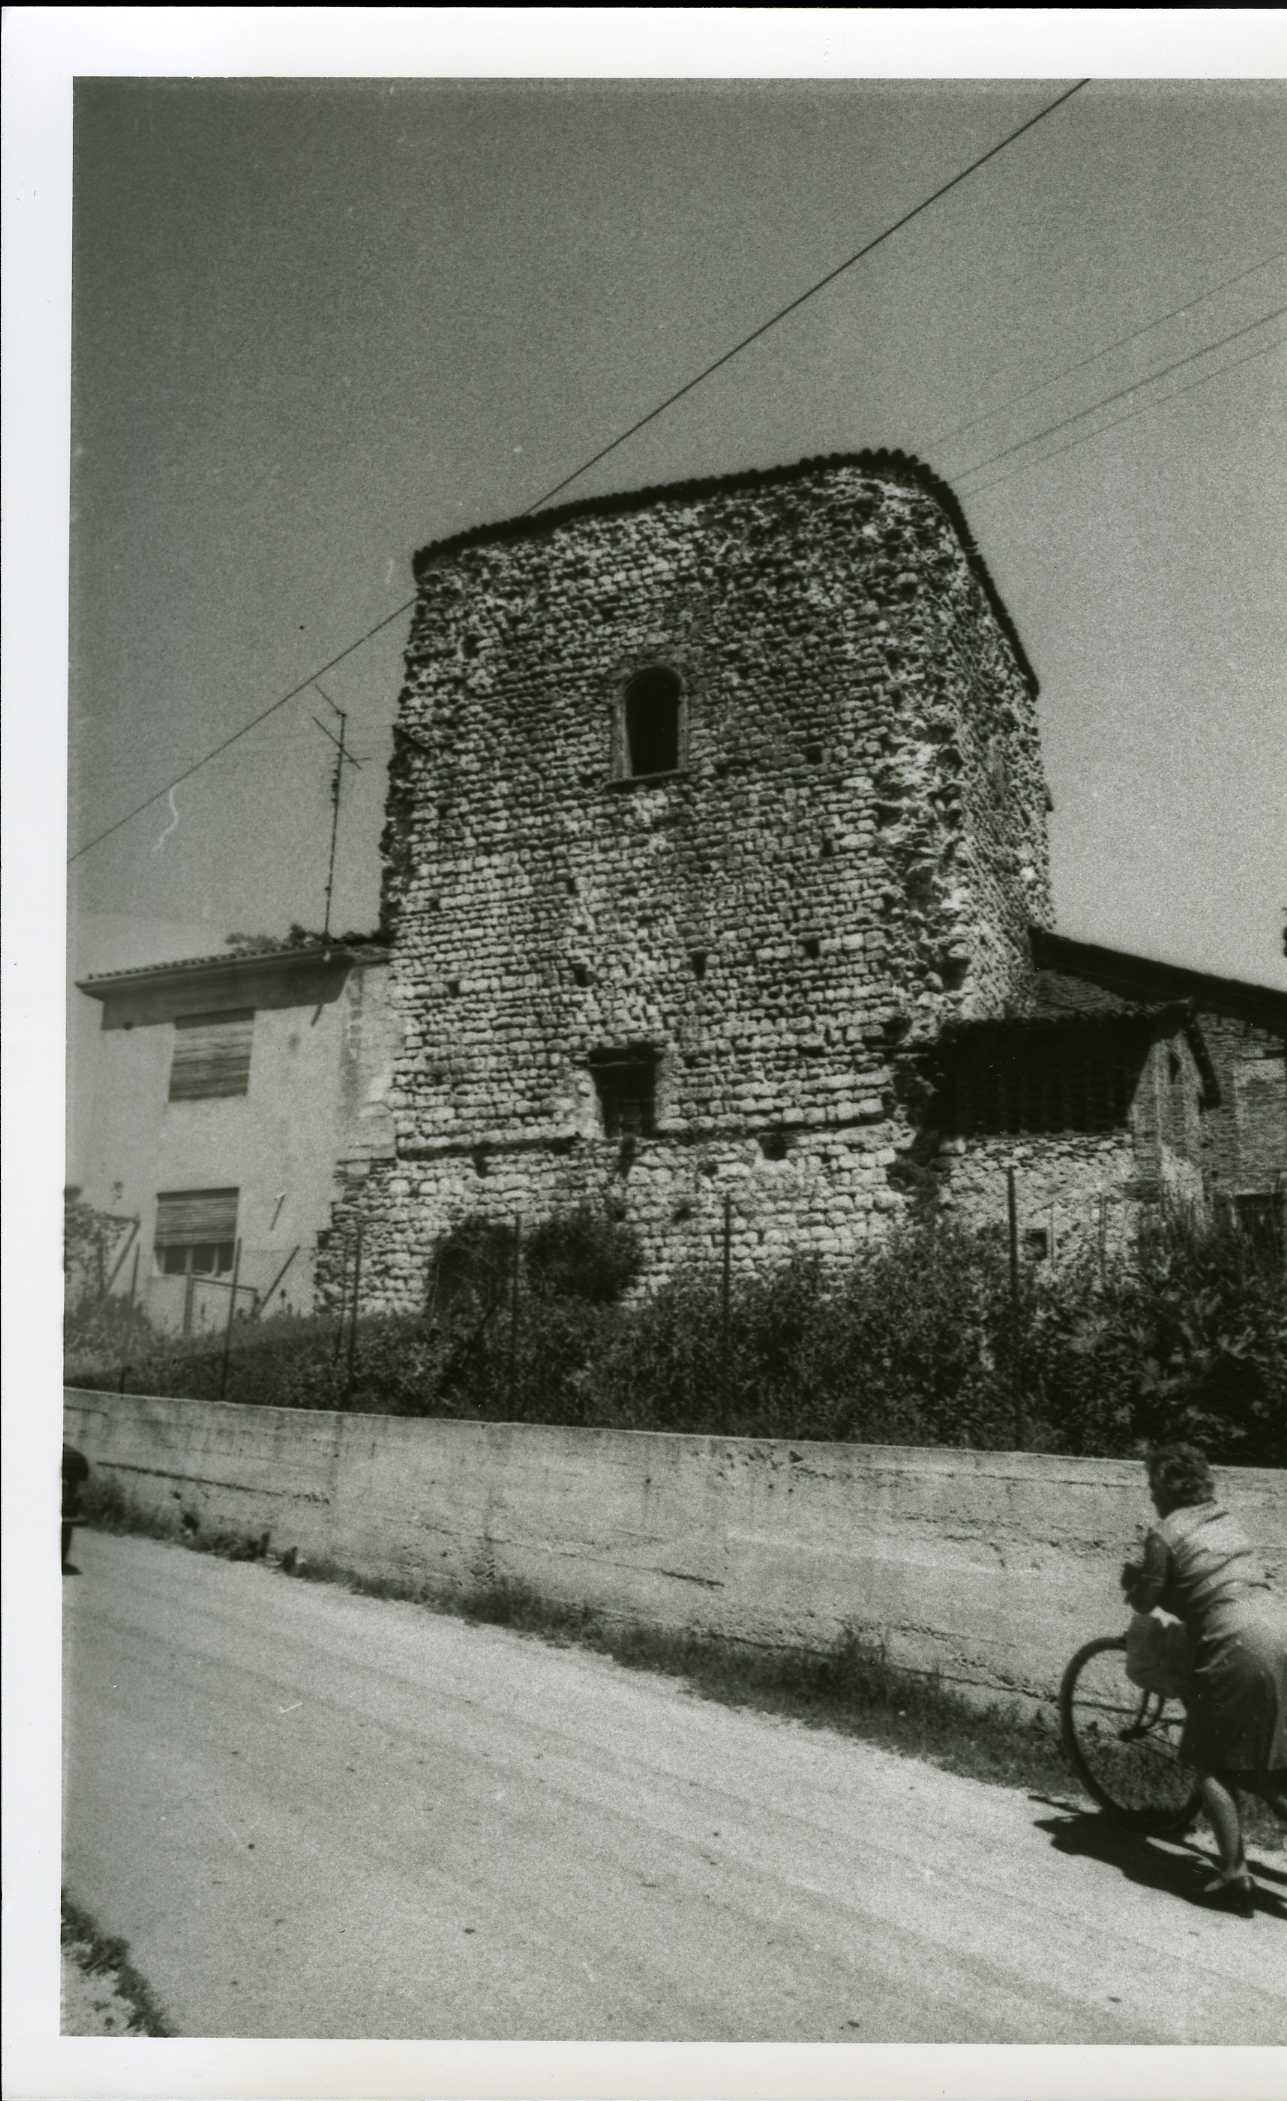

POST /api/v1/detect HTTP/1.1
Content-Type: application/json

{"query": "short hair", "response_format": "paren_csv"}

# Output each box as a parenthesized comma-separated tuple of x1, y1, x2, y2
(1147, 1443, 1215, 1510)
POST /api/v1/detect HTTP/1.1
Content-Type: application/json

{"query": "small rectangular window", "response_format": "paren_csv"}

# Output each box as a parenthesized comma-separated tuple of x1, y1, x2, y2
(169, 1011, 253, 1101)
(618, 668, 684, 779)
(155, 1188, 238, 1275)
(590, 1050, 657, 1137)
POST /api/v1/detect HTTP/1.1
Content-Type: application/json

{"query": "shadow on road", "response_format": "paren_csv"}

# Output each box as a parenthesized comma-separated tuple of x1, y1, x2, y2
(1030, 1798, 1287, 1922)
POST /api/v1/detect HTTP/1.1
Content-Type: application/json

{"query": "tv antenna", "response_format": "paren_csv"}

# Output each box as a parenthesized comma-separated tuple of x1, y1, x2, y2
(311, 683, 364, 944)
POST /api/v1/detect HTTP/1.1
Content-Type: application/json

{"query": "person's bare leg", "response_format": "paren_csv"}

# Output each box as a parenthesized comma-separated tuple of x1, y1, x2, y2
(1198, 1774, 1252, 1900)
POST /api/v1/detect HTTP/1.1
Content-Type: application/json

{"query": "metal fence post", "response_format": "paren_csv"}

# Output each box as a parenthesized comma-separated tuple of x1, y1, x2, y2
(258, 1245, 299, 1318)
(219, 1239, 242, 1399)
(1005, 1169, 1027, 1451)
(344, 1219, 364, 1395)
(107, 1216, 140, 1293)
(509, 1214, 522, 1393)
(332, 1242, 350, 1365)
(120, 1244, 140, 1395)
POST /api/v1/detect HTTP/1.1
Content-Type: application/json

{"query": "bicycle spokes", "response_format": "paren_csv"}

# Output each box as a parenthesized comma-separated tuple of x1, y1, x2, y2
(1060, 1637, 1201, 1833)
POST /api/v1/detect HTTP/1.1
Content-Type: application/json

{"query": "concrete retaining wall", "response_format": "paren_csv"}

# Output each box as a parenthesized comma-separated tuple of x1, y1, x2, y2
(64, 1389, 1285, 1708)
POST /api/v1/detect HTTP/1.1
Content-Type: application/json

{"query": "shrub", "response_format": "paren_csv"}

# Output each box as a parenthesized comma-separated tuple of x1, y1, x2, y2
(1026, 1205, 1287, 1465)
(64, 1203, 1286, 1466)
(430, 1215, 517, 1322)
(523, 1204, 643, 1304)
(64, 1291, 165, 1377)
(63, 1188, 135, 1313)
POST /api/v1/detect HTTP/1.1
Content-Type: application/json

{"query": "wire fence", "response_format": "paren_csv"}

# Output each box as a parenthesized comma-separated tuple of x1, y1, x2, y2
(317, 1177, 1150, 1451)
(69, 1174, 1282, 1439)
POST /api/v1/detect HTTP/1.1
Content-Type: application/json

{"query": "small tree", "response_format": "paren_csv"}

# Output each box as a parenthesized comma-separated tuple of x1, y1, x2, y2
(63, 1185, 131, 1309)
(63, 1185, 161, 1373)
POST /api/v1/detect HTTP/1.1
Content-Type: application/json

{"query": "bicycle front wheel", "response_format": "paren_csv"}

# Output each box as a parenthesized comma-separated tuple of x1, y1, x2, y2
(1059, 1635, 1201, 1835)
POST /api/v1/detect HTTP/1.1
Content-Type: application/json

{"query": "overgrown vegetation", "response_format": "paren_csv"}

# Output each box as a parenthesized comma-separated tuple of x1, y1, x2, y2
(61, 1895, 174, 2038)
(63, 1186, 161, 1375)
(66, 1202, 1286, 1464)
(64, 1186, 136, 1315)
(222, 922, 380, 954)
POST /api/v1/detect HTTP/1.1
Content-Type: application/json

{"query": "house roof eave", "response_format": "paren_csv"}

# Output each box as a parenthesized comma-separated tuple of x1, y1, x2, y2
(76, 941, 389, 1002)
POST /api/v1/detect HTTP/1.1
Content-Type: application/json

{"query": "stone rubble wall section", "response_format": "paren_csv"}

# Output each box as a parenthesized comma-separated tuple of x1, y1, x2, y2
(929, 1027, 1210, 1263)
(1130, 1026, 1208, 1208)
(1198, 1016, 1287, 1198)
(934, 1131, 1139, 1263)
(336, 464, 1052, 1310)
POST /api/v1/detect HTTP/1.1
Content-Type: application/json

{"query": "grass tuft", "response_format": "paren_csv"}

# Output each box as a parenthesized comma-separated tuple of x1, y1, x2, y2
(61, 1895, 174, 2037)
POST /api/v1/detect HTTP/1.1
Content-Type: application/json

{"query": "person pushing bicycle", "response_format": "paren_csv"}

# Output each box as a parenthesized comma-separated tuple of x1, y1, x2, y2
(1121, 1443, 1287, 1914)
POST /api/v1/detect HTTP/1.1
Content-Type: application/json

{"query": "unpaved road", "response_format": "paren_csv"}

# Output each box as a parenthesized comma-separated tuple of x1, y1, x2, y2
(62, 1531, 1287, 2042)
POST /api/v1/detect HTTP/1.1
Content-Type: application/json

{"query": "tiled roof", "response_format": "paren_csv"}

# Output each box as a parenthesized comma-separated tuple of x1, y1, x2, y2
(78, 940, 387, 993)
(1028, 968, 1173, 1020)
(944, 944, 1226, 1104)
(1030, 929, 1287, 1028)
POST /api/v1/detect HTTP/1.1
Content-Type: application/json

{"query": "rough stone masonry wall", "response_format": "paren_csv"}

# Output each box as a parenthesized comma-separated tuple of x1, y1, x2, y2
(1130, 1026, 1208, 1208)
(934, 1026, 1208, 1257)
(937, 1130, 1139, 1267)
(1198, 1015, 1287, 1198)
(332, 457, 1052, 1311)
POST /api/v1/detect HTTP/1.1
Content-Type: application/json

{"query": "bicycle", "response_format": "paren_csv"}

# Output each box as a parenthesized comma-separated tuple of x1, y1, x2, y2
(1059, 1633, 1203, 1835)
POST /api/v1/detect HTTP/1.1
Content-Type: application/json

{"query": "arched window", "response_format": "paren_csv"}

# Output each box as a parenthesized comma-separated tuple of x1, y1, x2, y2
(621, 666, 684, 779)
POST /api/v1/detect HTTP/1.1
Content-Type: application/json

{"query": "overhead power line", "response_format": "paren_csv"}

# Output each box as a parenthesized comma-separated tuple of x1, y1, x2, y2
(514, 81, 1090, 518)
(954, 302, 1287, 489)
(68, 79, 1087, 867)
(961, 333, 1285, 501)
(68, 600, 416, 864)
(932, 245, 1287, 455)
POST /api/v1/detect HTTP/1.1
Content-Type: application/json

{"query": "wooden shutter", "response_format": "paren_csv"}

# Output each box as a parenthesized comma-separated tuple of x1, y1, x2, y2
(169, 1011, 253, 1100)
(154, 1189, 239, 1247)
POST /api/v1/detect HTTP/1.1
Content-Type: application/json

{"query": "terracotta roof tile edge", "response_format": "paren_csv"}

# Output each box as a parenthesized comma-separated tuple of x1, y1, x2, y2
(77, 941, 389, 993)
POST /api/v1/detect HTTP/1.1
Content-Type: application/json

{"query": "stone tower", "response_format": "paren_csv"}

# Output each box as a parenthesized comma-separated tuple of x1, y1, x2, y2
(337, 451, 1053, 1308)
